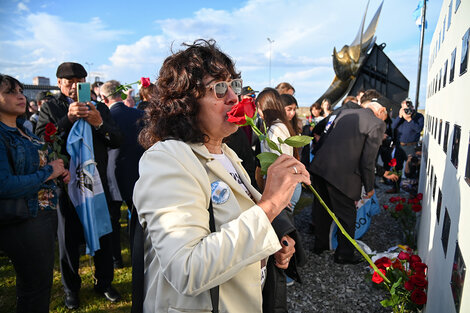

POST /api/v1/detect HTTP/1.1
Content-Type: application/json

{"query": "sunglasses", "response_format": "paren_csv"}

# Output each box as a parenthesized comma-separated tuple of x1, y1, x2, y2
(206, 79, 243, 99)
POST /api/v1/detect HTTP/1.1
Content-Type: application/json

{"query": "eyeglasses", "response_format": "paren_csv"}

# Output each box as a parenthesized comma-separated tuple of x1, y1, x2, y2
(206, 79, 243, 99)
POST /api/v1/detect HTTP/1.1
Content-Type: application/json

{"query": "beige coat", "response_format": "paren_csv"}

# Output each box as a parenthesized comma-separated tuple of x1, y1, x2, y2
(133, 140, 281, 313)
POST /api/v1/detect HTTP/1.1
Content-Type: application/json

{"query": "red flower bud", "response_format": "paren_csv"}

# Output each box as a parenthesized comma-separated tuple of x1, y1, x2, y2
(44, 122, 57, 137)
(140, 77, 151, 88)
(412, 204, 422, 212)
(392, 259, 403, 271)
(404, 280, 414, 291)
(411, 289, 427, 305)
(383, 205, 389, 210)
(410, 254, 422, 264)
(410, 274, 428, 288)
(371, 268, 386, 284)
(388, 158, 397, 167)
(398, 251, 410, 261)
(395, 203, 404, 212)
(227, 98, 256, 125)
(417, 193, 423, 200)
(374, 257, 392, 269)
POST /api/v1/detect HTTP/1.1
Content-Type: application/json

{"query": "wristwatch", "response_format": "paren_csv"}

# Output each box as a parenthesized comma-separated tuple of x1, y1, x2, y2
(94, 121, 103, 130)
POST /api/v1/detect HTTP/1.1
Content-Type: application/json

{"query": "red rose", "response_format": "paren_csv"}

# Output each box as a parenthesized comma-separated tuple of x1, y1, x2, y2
(411, 289, 427, 305)
(395, 203, 404, 212)
(44, 134, 53, 143)
(398, 251, 410, 261)
(404, 280, 414, 291)
(388, 158, 397, 167)
(45, 122, 57, 137)
(410, 274, 428, 288)
(412, 262, 428, 273)
(410, 254, 422, 264)
(140, 77, 151, 88)
(401, 197, 406, 202)
(375, 257, 392, 269)
(371, 268, 386, 284)
(412, 204, 422, 212)
(383, 205, 389, 210)
(227, 98, 256, 125)
(417, 193, 423, 200)
(392, 259, 403, 270)
(389, 197, 397, 203)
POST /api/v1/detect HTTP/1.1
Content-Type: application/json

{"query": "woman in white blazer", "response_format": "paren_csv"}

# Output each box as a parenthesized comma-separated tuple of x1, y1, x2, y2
(133, 39, 310, 313)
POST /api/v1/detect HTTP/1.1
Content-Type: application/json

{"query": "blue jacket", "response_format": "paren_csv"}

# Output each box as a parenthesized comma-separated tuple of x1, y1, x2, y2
(0, 120, 55, 217)
(391, 112, 424, 144)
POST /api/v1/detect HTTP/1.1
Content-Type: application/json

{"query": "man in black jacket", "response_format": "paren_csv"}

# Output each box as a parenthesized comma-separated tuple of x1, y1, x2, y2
(309, 101, 386, 264)
(36, 62, 123, 309)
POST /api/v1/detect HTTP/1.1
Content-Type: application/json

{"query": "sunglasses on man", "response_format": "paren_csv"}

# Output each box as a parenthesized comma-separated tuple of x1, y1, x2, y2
(206, 79, 243, 99)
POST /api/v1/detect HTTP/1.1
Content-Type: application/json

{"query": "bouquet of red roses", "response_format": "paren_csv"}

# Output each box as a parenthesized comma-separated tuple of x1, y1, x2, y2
(42, 122, 68, 166)
(384, 194, 423, 248)
(371, 249, 428, 313)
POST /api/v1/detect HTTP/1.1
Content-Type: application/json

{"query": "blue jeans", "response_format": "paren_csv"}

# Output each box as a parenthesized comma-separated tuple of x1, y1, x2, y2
(0, 210, 57, 313)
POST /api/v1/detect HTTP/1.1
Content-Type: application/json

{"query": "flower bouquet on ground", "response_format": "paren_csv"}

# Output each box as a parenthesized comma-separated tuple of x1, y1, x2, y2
(384, 193, 423, 248)
(370, 248, 428, 313)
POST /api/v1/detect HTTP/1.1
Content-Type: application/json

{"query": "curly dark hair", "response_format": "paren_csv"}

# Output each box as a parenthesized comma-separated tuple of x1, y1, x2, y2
(139, 39, 240, 149)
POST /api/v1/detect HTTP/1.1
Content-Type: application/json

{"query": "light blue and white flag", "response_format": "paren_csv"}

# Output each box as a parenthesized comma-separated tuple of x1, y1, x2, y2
(329, 193, 381, 250)
(67, 118, 112, 256)
(412, 0, 428, 29)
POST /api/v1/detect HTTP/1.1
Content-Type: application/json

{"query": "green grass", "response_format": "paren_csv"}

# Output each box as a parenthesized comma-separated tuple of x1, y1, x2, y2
(0, 206, 133, 313)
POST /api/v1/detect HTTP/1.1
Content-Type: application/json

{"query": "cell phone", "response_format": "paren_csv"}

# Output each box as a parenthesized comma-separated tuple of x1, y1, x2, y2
(77, 82, 91, 103)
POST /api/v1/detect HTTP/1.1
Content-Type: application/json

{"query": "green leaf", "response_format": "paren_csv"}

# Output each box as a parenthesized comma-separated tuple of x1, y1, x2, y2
(380, 299, 393, 307)
(41, 144, 48, 151)
(256, 152, 279, 175)
(258, 134, 266, 141)
(390, 277, 402, 295)
(284, 135, 313, 148)
(121, 93, 127, 100)
(266, 137, 281, 153)
(277, 137, 285, 144)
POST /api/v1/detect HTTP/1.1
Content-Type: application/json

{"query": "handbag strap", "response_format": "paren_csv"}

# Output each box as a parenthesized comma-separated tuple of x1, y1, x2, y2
(0, 134, 17, 175)
(208, 199, 219, 313)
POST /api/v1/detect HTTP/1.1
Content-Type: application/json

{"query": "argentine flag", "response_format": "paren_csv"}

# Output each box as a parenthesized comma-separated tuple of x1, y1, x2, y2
(412, 0, 428, 29)
(67, 118, 112, 256)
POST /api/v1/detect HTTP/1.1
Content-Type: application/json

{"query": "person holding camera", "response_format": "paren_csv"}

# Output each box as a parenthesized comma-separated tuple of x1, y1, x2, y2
(391, 99, 424, 158)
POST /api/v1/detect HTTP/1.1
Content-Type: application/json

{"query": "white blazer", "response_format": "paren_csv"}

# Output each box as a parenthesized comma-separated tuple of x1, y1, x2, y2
(133, 140, 281, 313)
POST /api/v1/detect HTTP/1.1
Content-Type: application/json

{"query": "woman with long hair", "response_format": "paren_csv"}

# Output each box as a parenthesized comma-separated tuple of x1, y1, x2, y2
(0, 74, 69, 312)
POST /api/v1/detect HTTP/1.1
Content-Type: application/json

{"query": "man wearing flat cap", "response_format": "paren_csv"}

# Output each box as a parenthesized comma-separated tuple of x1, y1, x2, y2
(36, 62, 123, 309)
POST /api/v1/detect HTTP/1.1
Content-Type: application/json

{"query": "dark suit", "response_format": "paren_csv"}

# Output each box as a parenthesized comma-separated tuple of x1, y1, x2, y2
(309, 108, 385, 258)
(108, 102, 145, 264)
(36, 94, 123, 294)
(108, 102, 144, 204)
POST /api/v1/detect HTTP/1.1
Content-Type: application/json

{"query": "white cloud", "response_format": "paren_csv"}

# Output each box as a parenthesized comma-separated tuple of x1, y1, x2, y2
(17, 2, 29, 12)
(1, 0, 441, 107)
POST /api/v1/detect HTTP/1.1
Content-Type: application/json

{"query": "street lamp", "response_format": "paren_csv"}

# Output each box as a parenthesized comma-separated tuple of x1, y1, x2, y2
(85, 62, 93, 82)
(267, 38, 274, 87)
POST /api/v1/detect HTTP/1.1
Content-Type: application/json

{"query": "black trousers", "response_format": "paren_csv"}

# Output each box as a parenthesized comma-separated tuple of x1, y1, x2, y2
(109, 200, 123, 263)
(57, 191, 114, 294)
(312, 175, 357, 258)
(0, 210, 57, 313)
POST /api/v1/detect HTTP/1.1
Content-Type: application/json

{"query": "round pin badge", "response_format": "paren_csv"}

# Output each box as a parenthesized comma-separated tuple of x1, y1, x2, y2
(211, 180, 230, 204)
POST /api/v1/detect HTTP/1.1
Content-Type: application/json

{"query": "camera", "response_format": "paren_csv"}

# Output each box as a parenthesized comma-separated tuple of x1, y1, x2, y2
(403, 98, 414, 115)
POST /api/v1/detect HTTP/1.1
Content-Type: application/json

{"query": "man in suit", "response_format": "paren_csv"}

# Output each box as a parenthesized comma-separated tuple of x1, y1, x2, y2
(36, 62, 123, 309)
(100, 80, 145, 268)
(309, 101, 387, 264)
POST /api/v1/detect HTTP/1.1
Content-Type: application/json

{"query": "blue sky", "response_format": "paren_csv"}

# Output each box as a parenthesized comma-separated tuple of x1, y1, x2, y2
(0, 0, 442, 107)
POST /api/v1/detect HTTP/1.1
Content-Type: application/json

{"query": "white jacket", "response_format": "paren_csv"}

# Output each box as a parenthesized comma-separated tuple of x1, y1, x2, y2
(133, 140, 281, 313)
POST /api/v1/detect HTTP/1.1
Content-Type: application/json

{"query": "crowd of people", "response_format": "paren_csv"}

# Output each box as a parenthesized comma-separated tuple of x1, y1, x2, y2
(0, 39, 424, 313)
